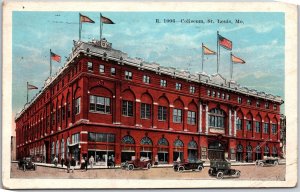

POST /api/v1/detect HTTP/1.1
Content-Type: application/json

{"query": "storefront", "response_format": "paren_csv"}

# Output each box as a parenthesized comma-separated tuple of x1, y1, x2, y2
(157, 137, 169, 164)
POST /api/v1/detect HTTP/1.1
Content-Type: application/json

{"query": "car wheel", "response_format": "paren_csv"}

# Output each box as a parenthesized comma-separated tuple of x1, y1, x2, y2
(217, 171, 224, 179)
(178, 166, 184, 172)
(197, 165, 203, 171)
(147, 163, 151, 169)
(274, 161, 278, 166)
(259, 162, 264, 167)
(128, 164, 134, 171)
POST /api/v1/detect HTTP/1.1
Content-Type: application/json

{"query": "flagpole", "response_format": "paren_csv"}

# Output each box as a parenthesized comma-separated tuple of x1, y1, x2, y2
(230, 52, 233, 80)
(26, 82, 29, 104)
(50, 49, 52, 77)
(100, 13, 103, 40)
(201, 43, 204, 72)
(217, 31, 219, 74)
(79, 13, 82, 41)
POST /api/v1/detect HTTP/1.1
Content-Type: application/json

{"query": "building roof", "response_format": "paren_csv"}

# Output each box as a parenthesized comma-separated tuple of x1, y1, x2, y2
(15, 39, 284, 120)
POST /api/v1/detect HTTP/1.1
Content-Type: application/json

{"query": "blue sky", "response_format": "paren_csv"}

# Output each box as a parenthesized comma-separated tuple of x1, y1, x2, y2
(12, 11, 285, 115)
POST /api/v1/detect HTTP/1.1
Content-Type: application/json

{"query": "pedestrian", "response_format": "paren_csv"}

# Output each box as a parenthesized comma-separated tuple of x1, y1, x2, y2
(84, 157, 88, 171)
(53, 156, 58, 166)
(80, 158, 85, 171)
(65, 157, 70, 173)
(71, 156, 76, 173)
(61, 158, 65, 168)
(89, 155, 94, 168)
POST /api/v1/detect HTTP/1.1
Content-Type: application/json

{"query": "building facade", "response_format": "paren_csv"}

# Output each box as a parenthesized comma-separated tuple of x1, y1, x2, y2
(15, 39, 283, 165)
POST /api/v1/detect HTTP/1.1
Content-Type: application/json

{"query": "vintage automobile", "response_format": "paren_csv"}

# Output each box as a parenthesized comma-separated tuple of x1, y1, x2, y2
(18, 157, 37, 171)
(173, 160, 205, 172)
(256, 157, 279, 167)
(208, 160, 241, 179)
(122, 157, 152, 170)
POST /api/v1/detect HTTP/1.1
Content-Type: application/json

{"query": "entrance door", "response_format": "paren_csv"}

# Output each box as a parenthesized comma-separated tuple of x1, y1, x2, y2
(208, 141, 225, 160)
(121, 151, 135, 162)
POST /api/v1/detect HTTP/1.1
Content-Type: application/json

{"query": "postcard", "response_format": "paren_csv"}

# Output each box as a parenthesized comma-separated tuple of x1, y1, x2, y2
(2, 1, 298, 189)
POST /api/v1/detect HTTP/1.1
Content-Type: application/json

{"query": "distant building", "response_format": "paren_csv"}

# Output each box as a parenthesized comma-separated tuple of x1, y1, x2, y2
(11, 136, 16, 161)
(15, 39, 284, 165)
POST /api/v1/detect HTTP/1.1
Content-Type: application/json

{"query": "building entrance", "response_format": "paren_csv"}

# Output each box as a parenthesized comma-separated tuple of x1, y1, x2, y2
(208, 140, 225, 160)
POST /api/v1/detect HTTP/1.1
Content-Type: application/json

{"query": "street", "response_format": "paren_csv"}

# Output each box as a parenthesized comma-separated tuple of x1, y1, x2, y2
(11, 163, 285, 180)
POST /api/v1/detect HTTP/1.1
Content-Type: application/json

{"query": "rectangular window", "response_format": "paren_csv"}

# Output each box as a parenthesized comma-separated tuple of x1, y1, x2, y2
(247, 99, 251, 105)
(99, 64, 105, 73)
(238, 97, 242, 104)
(246, 120, 252, 131)
(125, 71, 132, 80)
(256, 101, 260, 107)
(265, 102, 269, 109)
(88, 132, 115, 143)
(111, 67, 116, 75)
(175, 83, 182, 90)
(122, 100, 133, 116)
(75, 97, 81, 115)
(272, 124, 277, 134)
(160, 79, 167, 87)
(273, 104, 277, 110)
(88, 62, 93, 71)
(141, 103, 151, 119)
(173, 108, 182, 123)
(236, 118, 242, 130)
(89, 95, 111, 114)
(187, 111, 196, 125)
(217, 92, 220, 98)
(226, 94, 230, 100)
(255, 121, 261, 132)
(264, 123, 269, 133)
(212, 91, 216, 97)
(222, 93, 225, 99)
(158, 106, 167, 121)
(143, 75, 150, 84)
(190, 86, 195, 94)
(207, 90, 211, 96)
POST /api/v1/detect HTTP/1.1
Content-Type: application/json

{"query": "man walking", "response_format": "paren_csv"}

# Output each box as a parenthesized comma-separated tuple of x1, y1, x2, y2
(84, 156, 88, 171)
(71, 156, 76, 173)
(89, 156, 94, 169)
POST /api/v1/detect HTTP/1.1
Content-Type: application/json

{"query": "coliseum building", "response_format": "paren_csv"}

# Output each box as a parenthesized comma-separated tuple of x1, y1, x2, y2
(15, 39, 283, 165)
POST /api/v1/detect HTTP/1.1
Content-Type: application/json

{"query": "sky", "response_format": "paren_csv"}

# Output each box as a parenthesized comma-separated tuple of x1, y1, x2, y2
(12, 11, 285, 120)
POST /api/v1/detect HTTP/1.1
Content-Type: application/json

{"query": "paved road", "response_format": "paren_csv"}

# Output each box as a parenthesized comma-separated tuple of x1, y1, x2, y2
(11, 163, 285, 180)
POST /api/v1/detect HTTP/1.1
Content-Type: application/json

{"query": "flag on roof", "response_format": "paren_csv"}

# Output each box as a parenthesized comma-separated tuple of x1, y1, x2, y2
(27, 84, 38, 90)
(80, 13, 95, 23)
(203, 45, 216, 55)
(101, 14, 115, 24)
(218, 34, 232, 50)
(50, 52, 61, 62)
(231, 54, 246, 64)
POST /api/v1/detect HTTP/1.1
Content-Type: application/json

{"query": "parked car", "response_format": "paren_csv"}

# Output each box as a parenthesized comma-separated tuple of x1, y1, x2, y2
(173, 160, 205, 172)
(208, 159, 240, 179)
(18, 157, 37, 171)
(123, 157, 152, 170)
(256, 157, 279, 167)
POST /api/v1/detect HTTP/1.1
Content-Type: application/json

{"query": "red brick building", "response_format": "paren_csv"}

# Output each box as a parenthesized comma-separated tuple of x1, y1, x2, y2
(15, 39, 283, 165)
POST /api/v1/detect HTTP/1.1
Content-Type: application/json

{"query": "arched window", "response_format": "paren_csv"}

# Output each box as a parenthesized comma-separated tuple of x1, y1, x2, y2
(188, 140, 198, 149)
(272, 146, 278, 157)
(255, 145, 262, 160)
(121, 135, 135, 144)
(209, 108, 225, 128)
(158, 138, 169, 146)
(174, 139, 184, 147)
(140, 137, 153, 145)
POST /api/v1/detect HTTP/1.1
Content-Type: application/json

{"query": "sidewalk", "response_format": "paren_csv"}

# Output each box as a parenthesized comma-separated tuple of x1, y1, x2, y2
(12, 159, 286, 170)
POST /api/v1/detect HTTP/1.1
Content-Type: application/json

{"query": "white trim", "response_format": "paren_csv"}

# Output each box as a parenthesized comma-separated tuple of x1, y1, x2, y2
(198, 102, 202, 133)
(135, 99, 141, 102)
(205, 105, 208, 134)
(80, 131, 88, 134)
(229, 109, 232, 136)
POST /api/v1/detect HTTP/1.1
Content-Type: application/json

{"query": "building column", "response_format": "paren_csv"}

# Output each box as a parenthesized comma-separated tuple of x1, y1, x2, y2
(169, 105, 174, 130)
(252, 118, 255, 138)
(269, 121, 272, 140)
(198, 102, 202, 133)
(135, 99, 141, 127)
(183, 107, 188, 131)
(261, 120, 264, 139)
(228, 109, 232, 136)
(114, 81, 121, 124)
(205, 105, 208, 134)
(233, 110, 237, 137)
